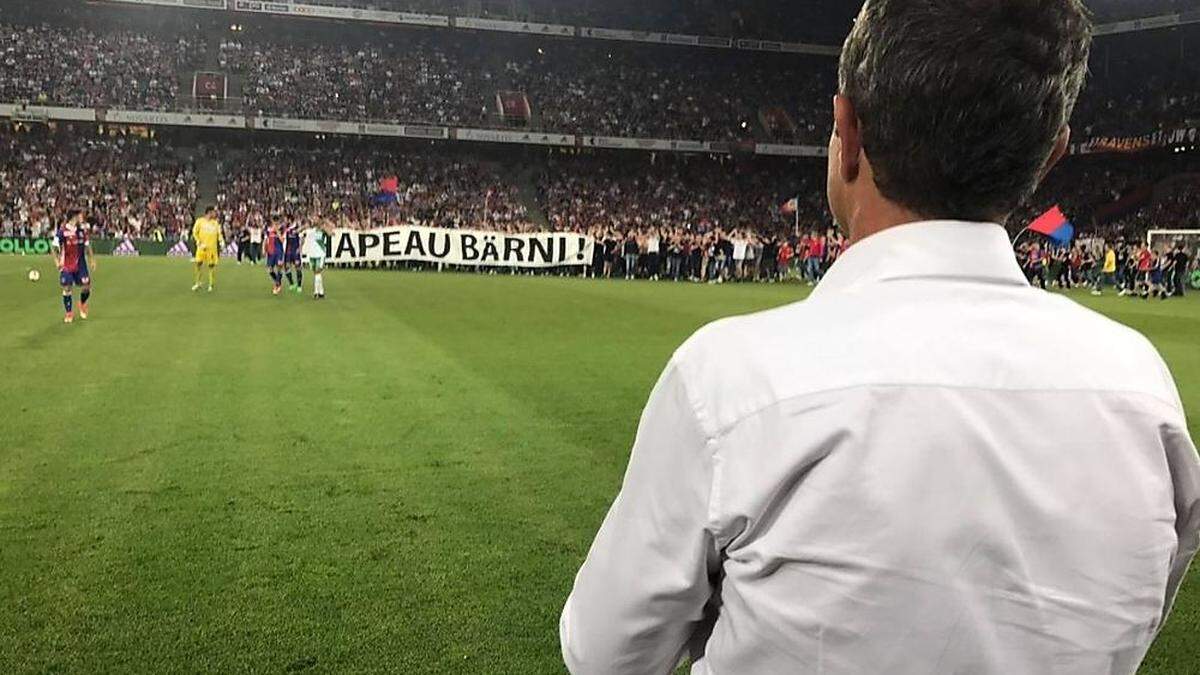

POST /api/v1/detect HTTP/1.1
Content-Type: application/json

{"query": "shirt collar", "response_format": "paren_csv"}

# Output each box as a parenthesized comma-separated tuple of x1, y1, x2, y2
(811, 220, 1028, 298)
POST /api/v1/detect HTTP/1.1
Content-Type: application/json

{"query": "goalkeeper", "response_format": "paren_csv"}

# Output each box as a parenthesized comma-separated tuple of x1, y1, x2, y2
(191, 206, 224, 292)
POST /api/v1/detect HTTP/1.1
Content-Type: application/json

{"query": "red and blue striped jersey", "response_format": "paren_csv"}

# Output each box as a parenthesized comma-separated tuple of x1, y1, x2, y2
(55, 225, 89, 273)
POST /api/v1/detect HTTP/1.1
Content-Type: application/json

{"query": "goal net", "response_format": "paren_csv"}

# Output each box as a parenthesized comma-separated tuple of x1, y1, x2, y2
(1148, 229, 1200, 252)
(1148, 230, 1200, 290)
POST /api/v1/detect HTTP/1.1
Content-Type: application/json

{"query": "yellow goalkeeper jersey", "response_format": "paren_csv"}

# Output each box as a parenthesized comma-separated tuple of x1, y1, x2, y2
(193, 217, 222, 250)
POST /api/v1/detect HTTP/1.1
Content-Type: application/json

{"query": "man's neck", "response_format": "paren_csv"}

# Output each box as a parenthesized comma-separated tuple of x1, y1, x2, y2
(846, 199, 943, 246)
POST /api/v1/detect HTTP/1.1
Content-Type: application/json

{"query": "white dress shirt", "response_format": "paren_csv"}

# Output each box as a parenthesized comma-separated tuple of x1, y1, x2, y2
(562, 221, 1200, 675)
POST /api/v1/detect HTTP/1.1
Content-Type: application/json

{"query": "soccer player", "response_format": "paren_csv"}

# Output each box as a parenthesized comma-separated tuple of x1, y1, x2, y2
(302, 221, 329, 299)
(52, 209, 95, 323)
(263, 221, 285, 295)
(284, 221, 304, 293)
(191, 206, 223, 292)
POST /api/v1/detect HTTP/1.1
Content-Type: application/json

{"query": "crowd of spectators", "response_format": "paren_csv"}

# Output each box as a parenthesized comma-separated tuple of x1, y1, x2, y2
(215, 139, 531, 237)
(0, 125, 197, 241)
(0, 21, 204, 111)
(1, 15, 1196, 145)
(219, 34, 493, 127)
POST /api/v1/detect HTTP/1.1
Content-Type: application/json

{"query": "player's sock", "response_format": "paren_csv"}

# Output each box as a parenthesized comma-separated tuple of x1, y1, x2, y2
(62, 293, 73, 313)
(193, 264, 202, 286)
(296, 269, 303, 288)
(285, 271, 294, 287)
(208, 268, 215, 289)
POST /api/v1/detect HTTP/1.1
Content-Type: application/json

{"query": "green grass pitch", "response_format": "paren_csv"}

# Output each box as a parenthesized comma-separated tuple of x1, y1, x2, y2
(1, 255, 1198, 674)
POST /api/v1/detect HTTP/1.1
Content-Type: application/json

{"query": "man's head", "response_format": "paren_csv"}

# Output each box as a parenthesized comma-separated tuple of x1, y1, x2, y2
(828, 0, 1092, 242)
(205, 206, 217, 218)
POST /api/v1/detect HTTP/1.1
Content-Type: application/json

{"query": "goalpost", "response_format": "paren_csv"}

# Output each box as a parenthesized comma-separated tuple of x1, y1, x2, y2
(1147, 229, 1200, 249)
(1148, 230, 1200, 291)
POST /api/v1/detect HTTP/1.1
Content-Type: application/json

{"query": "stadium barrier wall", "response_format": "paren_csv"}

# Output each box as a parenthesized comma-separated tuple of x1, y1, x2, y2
(0, 238, 174, 256)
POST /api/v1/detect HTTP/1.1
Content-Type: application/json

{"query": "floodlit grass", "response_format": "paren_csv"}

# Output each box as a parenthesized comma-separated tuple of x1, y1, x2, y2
(1, 256, 1197, 674)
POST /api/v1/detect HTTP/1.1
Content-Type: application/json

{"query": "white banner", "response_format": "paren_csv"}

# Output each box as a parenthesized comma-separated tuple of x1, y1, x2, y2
(1094, 12, 1197, 36)
(105, 109, 245, 128)
(234, 0, 450, 26)
(108, 0, 226, 8)
(582, 136, 710, 152)
(3, 105, 96, 122)
(251, 117, 448, 138)
(455, 128, 575, 146)
(330, 226, 594, 268)
(755, 143, 828, 158)
(454, 17, 573, 36)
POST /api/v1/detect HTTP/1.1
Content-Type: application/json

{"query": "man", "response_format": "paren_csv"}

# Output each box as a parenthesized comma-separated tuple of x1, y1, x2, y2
(302, 220, 329, 300)
(1171, 242, 1191, 297)
(51, 209, 95, 324)
(248, 222, 263, 265)
(263, 221, 285, 296)
(1093, 241, 1118, 296)
(236, 226, 251, 265)
(283, 220, 304, 293)
(191, 206, 223, 292)
(562, 2, 1200, 674)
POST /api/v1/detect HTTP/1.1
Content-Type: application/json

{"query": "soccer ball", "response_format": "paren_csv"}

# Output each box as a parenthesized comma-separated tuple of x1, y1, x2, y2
(28, 269, 40, 282)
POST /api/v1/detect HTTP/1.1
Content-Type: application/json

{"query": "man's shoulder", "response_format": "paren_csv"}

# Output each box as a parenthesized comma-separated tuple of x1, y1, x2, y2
(669, 290, 1182, 435)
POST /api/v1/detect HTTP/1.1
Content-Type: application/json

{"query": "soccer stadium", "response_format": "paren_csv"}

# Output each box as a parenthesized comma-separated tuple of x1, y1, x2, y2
(2, 0, 1200, 672)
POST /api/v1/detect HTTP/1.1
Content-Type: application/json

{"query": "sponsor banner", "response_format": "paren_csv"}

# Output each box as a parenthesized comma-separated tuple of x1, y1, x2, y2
(582, 136, 712, 153)
(754, 143, 828, 158)
(0, 237, 53, 255)
(253, 117, 360, 134)
(330, 226, 594, 268)
(167, 240, 192, 258)
(1073, 126, 1200, 155)
(252, 117, 450, 139)
(695, 35, 733, 48)
(578, 27, 838, 55)
(257, 1, 450, 27)
(455, 128, 575, 146)
(4, 105, 96, 122)
(0, 104, 12, 117)
(454, 17, 573, 36)
(105, 109, 245, 128)
(107, 0, 226, 8)
(402, 124, 450, 140)
(778, 42, 842, 56)
(1094, 13, 1190, 36)
(112, 238, 141, 257)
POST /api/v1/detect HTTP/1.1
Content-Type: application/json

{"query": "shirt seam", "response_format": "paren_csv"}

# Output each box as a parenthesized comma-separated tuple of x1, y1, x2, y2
(708, 382, 1186, 440)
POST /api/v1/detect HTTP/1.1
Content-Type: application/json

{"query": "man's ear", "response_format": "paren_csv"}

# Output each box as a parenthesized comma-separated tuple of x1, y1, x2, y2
(1039, 126, 1071, 182)
(833, 94, 862, 184)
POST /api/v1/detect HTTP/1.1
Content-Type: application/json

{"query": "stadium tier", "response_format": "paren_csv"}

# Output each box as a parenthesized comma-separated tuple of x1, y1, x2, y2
(3, 124, 1198, 251)
(0, 2, 1197, 145)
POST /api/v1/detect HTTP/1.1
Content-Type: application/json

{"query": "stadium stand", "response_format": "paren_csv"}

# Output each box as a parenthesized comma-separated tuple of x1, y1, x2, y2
(0, 125, 197, 240)
(2, 7, 1196, 144)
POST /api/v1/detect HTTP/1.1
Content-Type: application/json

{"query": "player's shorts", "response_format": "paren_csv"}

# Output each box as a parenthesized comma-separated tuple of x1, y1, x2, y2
(307, 256, 326, 271)
(284, 251, 302, 265)
(60, 267, 90, 287)
(195, 245, 219, 266)
(266, 253, 284, 268)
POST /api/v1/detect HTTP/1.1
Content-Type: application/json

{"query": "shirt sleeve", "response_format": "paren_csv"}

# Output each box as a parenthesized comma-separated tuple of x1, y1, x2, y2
(561, 359, 720, 675)
(1159, 420, 1200, 632)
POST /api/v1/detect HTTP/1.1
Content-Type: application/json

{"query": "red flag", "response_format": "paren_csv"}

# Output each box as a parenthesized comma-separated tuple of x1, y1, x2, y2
(379, 176, 399, 194)
(1029, 205, 1068, 236)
